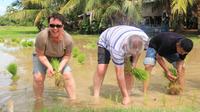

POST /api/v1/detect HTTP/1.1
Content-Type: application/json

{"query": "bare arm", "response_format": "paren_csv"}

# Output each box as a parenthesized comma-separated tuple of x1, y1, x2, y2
(156, 54, 176, 81)
(36, 49, 54, 76)
(131, 52, 141, 68)
(156, 54, 169, 72)
(115, 66, 129, 98)
(58, 55, 71, 72)
(59, 39, 72, 72)
(176, 60, 185, 89)
(176, 60, 184, 76)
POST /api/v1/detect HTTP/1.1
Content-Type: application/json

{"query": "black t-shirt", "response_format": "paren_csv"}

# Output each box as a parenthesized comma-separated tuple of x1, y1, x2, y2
(149, 32, 186, 60)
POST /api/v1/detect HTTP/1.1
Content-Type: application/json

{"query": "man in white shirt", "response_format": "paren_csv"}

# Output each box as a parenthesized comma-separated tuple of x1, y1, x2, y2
(93, 25, 149, 105)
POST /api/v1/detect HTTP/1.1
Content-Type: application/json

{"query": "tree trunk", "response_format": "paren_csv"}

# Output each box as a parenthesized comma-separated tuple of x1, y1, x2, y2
(197, 2, 200, 33)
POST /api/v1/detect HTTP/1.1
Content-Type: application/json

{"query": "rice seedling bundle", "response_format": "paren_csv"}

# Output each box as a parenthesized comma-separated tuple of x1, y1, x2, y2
(72, 47, 79, 58)
(77, 53, 86, 64)
(131, 68, 148, 80)
(124, 58, 148, 81)
(7, 63, 19, 81)
(164, 67, 182, 95)
(7, 63, 17, 76)
(50, 58, 64, 88)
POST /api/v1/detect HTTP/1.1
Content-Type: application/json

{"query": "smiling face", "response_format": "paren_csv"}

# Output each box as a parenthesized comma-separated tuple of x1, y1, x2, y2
(48, 18, 64, 39)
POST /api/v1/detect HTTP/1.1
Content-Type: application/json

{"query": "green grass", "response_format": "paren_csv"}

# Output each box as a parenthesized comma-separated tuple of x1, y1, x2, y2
(40, 106, 199, 112)
(0, 26, 38, 39)
(185, 34, 200, 44)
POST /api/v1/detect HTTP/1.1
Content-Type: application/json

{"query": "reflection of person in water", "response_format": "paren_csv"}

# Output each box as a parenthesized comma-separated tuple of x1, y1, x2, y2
(161, 10, 169, 32)
(33, 99, 44, 112)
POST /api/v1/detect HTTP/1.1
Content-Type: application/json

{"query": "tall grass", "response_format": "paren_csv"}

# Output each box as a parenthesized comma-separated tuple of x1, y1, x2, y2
(0, 26, 38, 39)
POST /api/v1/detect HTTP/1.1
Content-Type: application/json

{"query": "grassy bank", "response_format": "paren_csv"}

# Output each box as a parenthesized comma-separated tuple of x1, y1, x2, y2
(40, 105, 199, 112)
(0, 26, 99, 39)
(0, 26, 38, 39)
(0, 25, 198, 40)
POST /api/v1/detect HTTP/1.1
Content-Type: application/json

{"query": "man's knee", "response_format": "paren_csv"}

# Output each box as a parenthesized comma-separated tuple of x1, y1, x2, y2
(144, 64, 154, 71)
(34, 73, 44, 85)
(63, 73, 73, 81)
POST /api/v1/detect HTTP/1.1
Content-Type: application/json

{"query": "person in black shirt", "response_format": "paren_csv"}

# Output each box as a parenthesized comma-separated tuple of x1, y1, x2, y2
(143, 32, 193, 94)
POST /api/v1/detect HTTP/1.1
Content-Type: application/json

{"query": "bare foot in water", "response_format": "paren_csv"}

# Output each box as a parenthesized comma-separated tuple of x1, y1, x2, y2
(69, 96, 76, 101)
(122, 96, 130, 105)
(90, 96, 100, 105)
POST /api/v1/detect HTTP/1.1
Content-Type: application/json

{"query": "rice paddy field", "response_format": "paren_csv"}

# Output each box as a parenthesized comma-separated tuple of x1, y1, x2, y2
(0, 26, 200, 112)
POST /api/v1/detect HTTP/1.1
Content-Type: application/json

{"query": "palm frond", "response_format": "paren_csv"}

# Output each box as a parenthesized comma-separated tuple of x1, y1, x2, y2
(5, 10, 40, 20)
(92, 8, 104, 20)
(102, 1, 121, 19)
(122, 0, 142, 24)
(171, 0, 195, 14)
(85, 0, 101, 11)
(34, 10, 48, 25)
(59, 0, 81, 14)
(22, 0, 51, 8)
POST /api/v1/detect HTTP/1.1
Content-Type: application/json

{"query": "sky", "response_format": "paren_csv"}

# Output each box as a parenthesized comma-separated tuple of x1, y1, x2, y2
(0, 0, 16, 16)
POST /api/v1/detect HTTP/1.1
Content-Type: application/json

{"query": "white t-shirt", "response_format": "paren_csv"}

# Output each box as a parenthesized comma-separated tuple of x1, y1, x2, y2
(98, 25, 149, 65)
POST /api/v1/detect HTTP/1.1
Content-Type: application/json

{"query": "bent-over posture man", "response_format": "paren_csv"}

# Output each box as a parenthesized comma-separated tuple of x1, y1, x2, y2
(33, 13, 76, 100)
(93, 25, 149, 105)
(143, 32, 193, 94)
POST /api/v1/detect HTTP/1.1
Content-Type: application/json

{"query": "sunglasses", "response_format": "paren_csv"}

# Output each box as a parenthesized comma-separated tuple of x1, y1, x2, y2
(49, 24, 63, 28)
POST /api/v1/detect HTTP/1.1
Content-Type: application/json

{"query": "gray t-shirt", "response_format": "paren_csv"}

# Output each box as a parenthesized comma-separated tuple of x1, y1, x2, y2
(35, 28, 73, 58)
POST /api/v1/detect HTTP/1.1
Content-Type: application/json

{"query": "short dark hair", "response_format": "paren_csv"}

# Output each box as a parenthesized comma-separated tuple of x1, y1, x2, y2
(179, 38, 193, 52)
(48, 13, 65, 24)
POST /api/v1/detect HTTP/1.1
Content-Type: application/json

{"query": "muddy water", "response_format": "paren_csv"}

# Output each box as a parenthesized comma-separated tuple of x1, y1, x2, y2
(0, 39, 200, 111)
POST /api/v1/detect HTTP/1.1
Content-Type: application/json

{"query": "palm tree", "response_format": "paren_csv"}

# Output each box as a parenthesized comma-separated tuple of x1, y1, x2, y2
(171, 0, 194, 14)
(60, 0, 143, 28)
(151, 0, 195, 31)
(5, 0, 69, 30)
(197, 0, 200, 32)
(86, 0, 142, 26)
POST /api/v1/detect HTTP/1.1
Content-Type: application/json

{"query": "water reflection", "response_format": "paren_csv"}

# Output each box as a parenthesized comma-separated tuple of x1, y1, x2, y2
(33, 99, 44, 112)
(0, 43, 20, 52)
(0, 50, 15, 70)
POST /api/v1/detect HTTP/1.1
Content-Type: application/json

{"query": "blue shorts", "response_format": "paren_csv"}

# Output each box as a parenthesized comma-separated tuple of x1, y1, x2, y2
(32, 54, 71, 75)
(143, 48, 182, 67)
